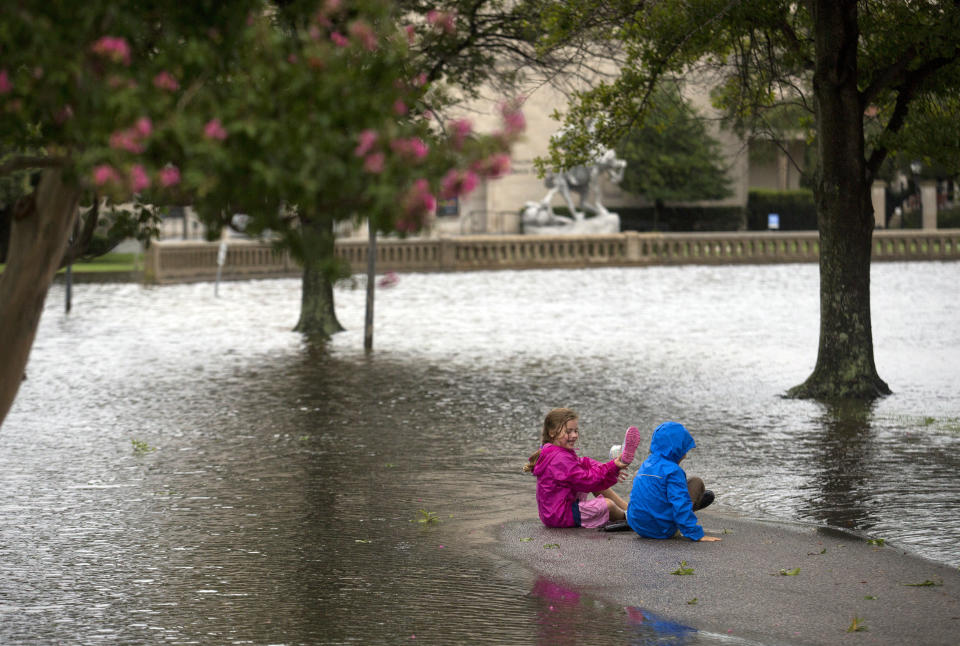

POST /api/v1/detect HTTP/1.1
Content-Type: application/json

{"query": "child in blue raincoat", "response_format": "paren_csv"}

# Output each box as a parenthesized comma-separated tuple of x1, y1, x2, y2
(626, 421, 722, 542)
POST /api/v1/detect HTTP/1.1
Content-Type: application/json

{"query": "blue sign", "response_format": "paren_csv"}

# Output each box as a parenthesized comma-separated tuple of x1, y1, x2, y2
(767, 213, 780, 230)
(436, 197, 459, 217)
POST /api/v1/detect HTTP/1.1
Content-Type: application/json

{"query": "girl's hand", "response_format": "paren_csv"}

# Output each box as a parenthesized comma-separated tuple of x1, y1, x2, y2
(614, 457, 627, 469)
(699, 536, 722, 542)
(617, 469, 629, 482)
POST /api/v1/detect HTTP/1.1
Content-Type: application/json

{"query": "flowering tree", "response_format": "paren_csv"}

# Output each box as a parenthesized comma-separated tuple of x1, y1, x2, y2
(0, 0, 525, 430)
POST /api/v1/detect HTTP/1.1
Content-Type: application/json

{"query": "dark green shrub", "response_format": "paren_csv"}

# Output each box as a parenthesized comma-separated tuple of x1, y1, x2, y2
(616, 205, 745, 232)
(746, 189, 817, 230)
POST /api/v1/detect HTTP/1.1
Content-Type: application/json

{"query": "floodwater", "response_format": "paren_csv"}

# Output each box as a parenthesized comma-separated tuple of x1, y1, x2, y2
(2, 261, 958, 645)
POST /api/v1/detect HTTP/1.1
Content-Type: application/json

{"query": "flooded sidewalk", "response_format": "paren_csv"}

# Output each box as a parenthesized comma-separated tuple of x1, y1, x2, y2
(3, 262, 958, 643)
(498, 510, 960, 645)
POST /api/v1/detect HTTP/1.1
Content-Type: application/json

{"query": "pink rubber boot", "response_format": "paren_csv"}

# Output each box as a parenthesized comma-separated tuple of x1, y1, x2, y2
(620, 426, 641, 465)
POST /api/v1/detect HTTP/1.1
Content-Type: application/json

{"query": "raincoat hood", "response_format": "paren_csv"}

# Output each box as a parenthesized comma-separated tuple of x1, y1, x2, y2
(648, 421, 696, 463)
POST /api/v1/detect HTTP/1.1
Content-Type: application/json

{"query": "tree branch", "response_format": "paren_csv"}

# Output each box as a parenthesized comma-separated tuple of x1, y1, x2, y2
(60, 198, 100, 268)
(0, 156, 67, 177)
(865, 51, 960, 175)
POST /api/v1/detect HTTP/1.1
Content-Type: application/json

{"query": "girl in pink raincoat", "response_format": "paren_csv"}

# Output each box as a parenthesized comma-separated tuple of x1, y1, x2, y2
(523, 408, 640, 528)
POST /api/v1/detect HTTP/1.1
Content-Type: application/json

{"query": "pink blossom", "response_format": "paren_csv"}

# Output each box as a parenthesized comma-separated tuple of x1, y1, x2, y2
(91, 36, 132, 65)
(324, 0, 342, 12)
(330, 32, 349, 47)
(472, 153, 511, 179)
(363, 152, 385, 174)
(427, 10, 457, 34)
(129, 164, 150, 192)
(288, 53, 299, 64)
(308, 24, 322, 41)
(109, 129, 145, 154)
(153, 71, 179, 91)
(204, 119, 227, 141)
(440, 169, 479, 199)
(413, 72, 428, 87)
(0, 69, 12, 94)
(408, 138, 429, 159)
(405, 24, 417, 44)
(134, 117, 153, 137)
(390, 137, 428, 160)
(354, 129, 378, 157)
(449, 119, 472, 148)
(159, 165, 181, 187)
(348, 20, 378, 51)
(92, 164, 120, 186)
(398, 178, 436, 232)
(500, 99, 526, 135)
(393, 99, 408, 116)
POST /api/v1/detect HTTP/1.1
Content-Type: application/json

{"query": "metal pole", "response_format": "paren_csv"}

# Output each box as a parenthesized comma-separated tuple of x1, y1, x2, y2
(214, 229, 228, 297)
(65, 264, 72, 313)
(364, 220, 376, 352)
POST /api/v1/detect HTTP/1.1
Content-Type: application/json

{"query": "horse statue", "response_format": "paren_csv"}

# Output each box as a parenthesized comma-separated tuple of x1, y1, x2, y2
(522, 147, 626, 234)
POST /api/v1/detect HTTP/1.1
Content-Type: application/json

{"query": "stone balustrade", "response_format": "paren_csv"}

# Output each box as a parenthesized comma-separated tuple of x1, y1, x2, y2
(143, 239, 299, 284)
(143, 229, 960, 283)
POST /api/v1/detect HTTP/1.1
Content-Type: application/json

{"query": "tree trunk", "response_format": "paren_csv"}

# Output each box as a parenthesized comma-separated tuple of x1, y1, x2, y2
(293, 215, 344, 338)
(788, 0, 890, 400)
(0, 169, 81, 429)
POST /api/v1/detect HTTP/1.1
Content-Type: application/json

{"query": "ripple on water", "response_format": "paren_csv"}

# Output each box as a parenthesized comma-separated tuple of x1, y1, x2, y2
(1, 262, 958, 643)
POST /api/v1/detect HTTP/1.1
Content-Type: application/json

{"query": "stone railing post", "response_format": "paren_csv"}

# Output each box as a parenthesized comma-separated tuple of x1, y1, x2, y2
(143, 243, 160, 283)
(871, 180, 887, 229)
(919, 180, 938, 230)
(624, 231, 640, 263)
(439, 237, 456, 271)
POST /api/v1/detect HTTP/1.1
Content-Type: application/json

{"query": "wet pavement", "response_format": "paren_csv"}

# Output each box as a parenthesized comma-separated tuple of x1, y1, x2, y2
(499, 510, 960, 645)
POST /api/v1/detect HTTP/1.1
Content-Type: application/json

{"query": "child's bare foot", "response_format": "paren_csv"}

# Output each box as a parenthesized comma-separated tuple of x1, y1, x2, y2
(620, 426, 641, 465)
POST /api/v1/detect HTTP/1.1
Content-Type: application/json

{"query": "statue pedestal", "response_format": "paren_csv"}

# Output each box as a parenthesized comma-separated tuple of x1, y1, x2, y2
(522, 211, 621, 235)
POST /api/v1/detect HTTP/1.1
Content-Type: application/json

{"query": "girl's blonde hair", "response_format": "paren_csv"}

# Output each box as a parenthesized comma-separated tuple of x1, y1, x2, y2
(523, 408, 579, 473)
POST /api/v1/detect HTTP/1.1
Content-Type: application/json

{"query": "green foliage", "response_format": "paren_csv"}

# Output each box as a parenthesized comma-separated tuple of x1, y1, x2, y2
(616, 84, 732, 206)
(130, 438, 156, 455)
(543, 543, 560, 549)
(778, 567, 800, 576)
(1, 1, 525, 271)
(903, 580, 942, 587)
(847, 617, 868, 633)
(866, 538, 885, 546)
(537, 1, 960, 189)
(746, 189, 816, 231)
(671, 561, 694, 575)
(415, 509, 440, 525)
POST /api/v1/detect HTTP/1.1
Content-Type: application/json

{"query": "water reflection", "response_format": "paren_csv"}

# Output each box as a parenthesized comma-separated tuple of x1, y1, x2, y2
(625, 606, 697, 645)
(807, 400, 877, 530)
(1, 262, 958, 643)
(532, 577, 584, 646)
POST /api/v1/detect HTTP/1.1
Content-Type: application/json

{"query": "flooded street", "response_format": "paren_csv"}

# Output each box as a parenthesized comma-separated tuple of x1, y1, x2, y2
(2, 261, 958, 644)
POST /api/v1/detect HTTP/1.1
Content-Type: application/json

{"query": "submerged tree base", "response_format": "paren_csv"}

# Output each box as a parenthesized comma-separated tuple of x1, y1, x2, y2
(786, 373, 892, 401)
(293, 316, 344, 340)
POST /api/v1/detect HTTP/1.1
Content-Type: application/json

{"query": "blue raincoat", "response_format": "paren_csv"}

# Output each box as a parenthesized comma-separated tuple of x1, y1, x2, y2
(626, 421, 705, 541)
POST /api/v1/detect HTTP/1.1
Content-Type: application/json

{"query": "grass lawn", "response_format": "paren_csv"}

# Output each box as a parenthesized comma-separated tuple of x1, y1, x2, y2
(1, 253, 141, 274)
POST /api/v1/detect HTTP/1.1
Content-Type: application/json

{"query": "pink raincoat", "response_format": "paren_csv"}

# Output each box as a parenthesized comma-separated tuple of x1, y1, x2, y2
(532, 443, 620, 527)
